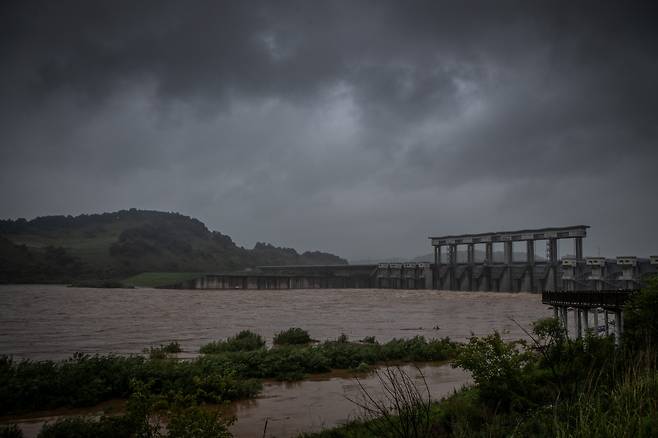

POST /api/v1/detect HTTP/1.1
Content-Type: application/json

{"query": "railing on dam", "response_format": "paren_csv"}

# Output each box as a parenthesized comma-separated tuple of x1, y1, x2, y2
(541, 290, 637, 309)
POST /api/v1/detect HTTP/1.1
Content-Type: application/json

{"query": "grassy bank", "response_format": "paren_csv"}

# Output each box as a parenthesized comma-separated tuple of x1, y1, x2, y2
(122, 272, 205, 288)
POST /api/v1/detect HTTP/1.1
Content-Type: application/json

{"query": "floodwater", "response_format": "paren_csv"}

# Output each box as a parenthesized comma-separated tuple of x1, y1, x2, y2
(0, 285, 550, 437)
(0, 285, 549, 360)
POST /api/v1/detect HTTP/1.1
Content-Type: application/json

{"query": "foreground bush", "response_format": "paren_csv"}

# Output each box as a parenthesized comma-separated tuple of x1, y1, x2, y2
(199, 331, 265, 354)
(0, 353, 261, 415)
(0, 333, 456, 415)
(200, 335, 457, 381)
(273, 327, 312, 345)
(0, 425, 23, 438)
(37, 381, 234, 438)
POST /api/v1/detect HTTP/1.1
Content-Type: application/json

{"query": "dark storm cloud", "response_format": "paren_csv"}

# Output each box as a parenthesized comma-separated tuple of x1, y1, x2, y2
(1, 1, 657, 259)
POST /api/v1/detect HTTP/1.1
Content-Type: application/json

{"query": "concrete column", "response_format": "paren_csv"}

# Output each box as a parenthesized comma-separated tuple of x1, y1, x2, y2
(582, 308, 589, 334)
(527, 240, 535, 292)
(593, 309, 599, 336)
(467, 243, 475, 291)
(614, 311, 622, 346)
(550, 238, 559, 291)
(604, 311, 609, 336)
(575, 237, 583, 260)
(619, 310, 624, 337)
(574, 308, 581, 338)
(449, 244, 457, 290)
(562, 307, 569, 338)
(485, 242, 493, 291)
(553, 306, 559, 319)
(504, 241, 513, 292)
(434, 246, 439, 289)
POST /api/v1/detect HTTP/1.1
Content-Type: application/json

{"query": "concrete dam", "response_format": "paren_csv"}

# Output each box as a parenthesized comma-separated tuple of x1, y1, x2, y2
(170, 225, 657, 292)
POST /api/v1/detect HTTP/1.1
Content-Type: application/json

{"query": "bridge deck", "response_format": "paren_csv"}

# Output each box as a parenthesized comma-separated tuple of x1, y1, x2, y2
(541, 290, 637, 309)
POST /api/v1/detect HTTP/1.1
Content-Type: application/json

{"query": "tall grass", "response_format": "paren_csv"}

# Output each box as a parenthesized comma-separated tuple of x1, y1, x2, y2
(555, 354, 658, 438)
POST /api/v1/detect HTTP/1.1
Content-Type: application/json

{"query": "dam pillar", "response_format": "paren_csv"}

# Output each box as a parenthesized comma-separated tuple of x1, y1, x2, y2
(433, 245, 440, 289)
(548, 238, 559, 292)
(485, 241, 493, 290)
(526, 240, 535, 292)
(449, 244, 457, 290)
(575, 308, 582, 338)
(467, 243, 475, 291)
(504, 239, 513, 291)
(575, 237, 583, 260)
(562, 307, 569, 338)
(614, 310, 622, 346)
(582, 308, 589, 334)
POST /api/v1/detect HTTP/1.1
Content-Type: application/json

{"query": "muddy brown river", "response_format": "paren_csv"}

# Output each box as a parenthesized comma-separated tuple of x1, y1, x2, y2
(0, 285, 550, 436)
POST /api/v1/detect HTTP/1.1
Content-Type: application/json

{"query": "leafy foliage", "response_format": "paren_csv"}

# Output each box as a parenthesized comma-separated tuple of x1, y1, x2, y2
(0, 425, 23, 438)
(37, 381, 234, 438)
(273, 327, 313, 345)
(199, 331, 266, 354)
(0, 352, 261, 415)
(0, 332, 457, 415)
(624, 275, 658, 351)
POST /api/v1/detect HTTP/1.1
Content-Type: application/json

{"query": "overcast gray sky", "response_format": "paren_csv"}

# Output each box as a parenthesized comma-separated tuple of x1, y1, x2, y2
(1, 1, 657, 260)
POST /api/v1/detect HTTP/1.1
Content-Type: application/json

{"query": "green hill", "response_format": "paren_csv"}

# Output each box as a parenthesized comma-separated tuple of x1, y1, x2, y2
(0, 209, 347, 284)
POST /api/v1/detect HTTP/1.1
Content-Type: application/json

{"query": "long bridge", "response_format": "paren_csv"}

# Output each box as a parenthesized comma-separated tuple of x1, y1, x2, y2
(167, 225, 657, 293)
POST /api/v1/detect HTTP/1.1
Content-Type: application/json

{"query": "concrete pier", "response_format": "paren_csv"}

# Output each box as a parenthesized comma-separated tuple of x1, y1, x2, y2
(542, 290, 634, 346)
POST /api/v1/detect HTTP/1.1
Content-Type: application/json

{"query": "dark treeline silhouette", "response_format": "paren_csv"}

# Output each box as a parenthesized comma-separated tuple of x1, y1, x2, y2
(0, 209, 346, 283)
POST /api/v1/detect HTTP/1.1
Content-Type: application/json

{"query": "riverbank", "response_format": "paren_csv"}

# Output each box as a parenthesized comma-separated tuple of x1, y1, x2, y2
(1, 364, 471, 438)
(304, 277, 658, 437)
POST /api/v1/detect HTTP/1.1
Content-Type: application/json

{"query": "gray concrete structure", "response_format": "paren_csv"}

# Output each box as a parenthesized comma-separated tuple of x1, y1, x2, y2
(164, 225, 655, 292)
(430, 225, 589, 292)
(542, 290, 634, 346)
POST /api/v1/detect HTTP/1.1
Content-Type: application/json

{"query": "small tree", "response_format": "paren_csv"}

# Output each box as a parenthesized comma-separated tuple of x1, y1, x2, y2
(624, 276, 658, 352)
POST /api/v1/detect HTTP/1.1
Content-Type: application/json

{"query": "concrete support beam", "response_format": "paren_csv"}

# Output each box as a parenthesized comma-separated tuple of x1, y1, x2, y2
(526, 240, 535, 292)
(504, 240, 513, 292)
(562, 307, 569, 338)
(549, 238, 559, 291)
(582, 308, 589, 334)
(575, 237, 583, 260)
(574, 308, 581, 339)
(434, 246, 440, 289)
(449, 244, 457, 290)
(467, 243, 475, 291)
(593, 309, 599, 336)
(604, 311, 609, 336)
(614, 311, 622, 346)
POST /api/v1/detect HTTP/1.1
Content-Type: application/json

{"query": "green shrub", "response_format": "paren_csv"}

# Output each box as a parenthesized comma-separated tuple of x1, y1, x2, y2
(0, 333, 458, 415)
(0, 425, 23, 438)
(144, 341, 182, 359)
(162, 341, 182, 354)
(624, 276, 658, 351)
(167, 406, 233, 438)
(273, 327, 312, 345)
(37, 416, 135, 438)
(200, 330, 266, 354)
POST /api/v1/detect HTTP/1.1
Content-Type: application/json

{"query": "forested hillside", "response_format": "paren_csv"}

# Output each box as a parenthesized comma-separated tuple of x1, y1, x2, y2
(0, 209, 346, 283)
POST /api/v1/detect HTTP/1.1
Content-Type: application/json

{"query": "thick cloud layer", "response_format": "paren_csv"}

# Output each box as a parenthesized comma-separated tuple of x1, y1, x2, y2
(1, 1, 657, 259)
